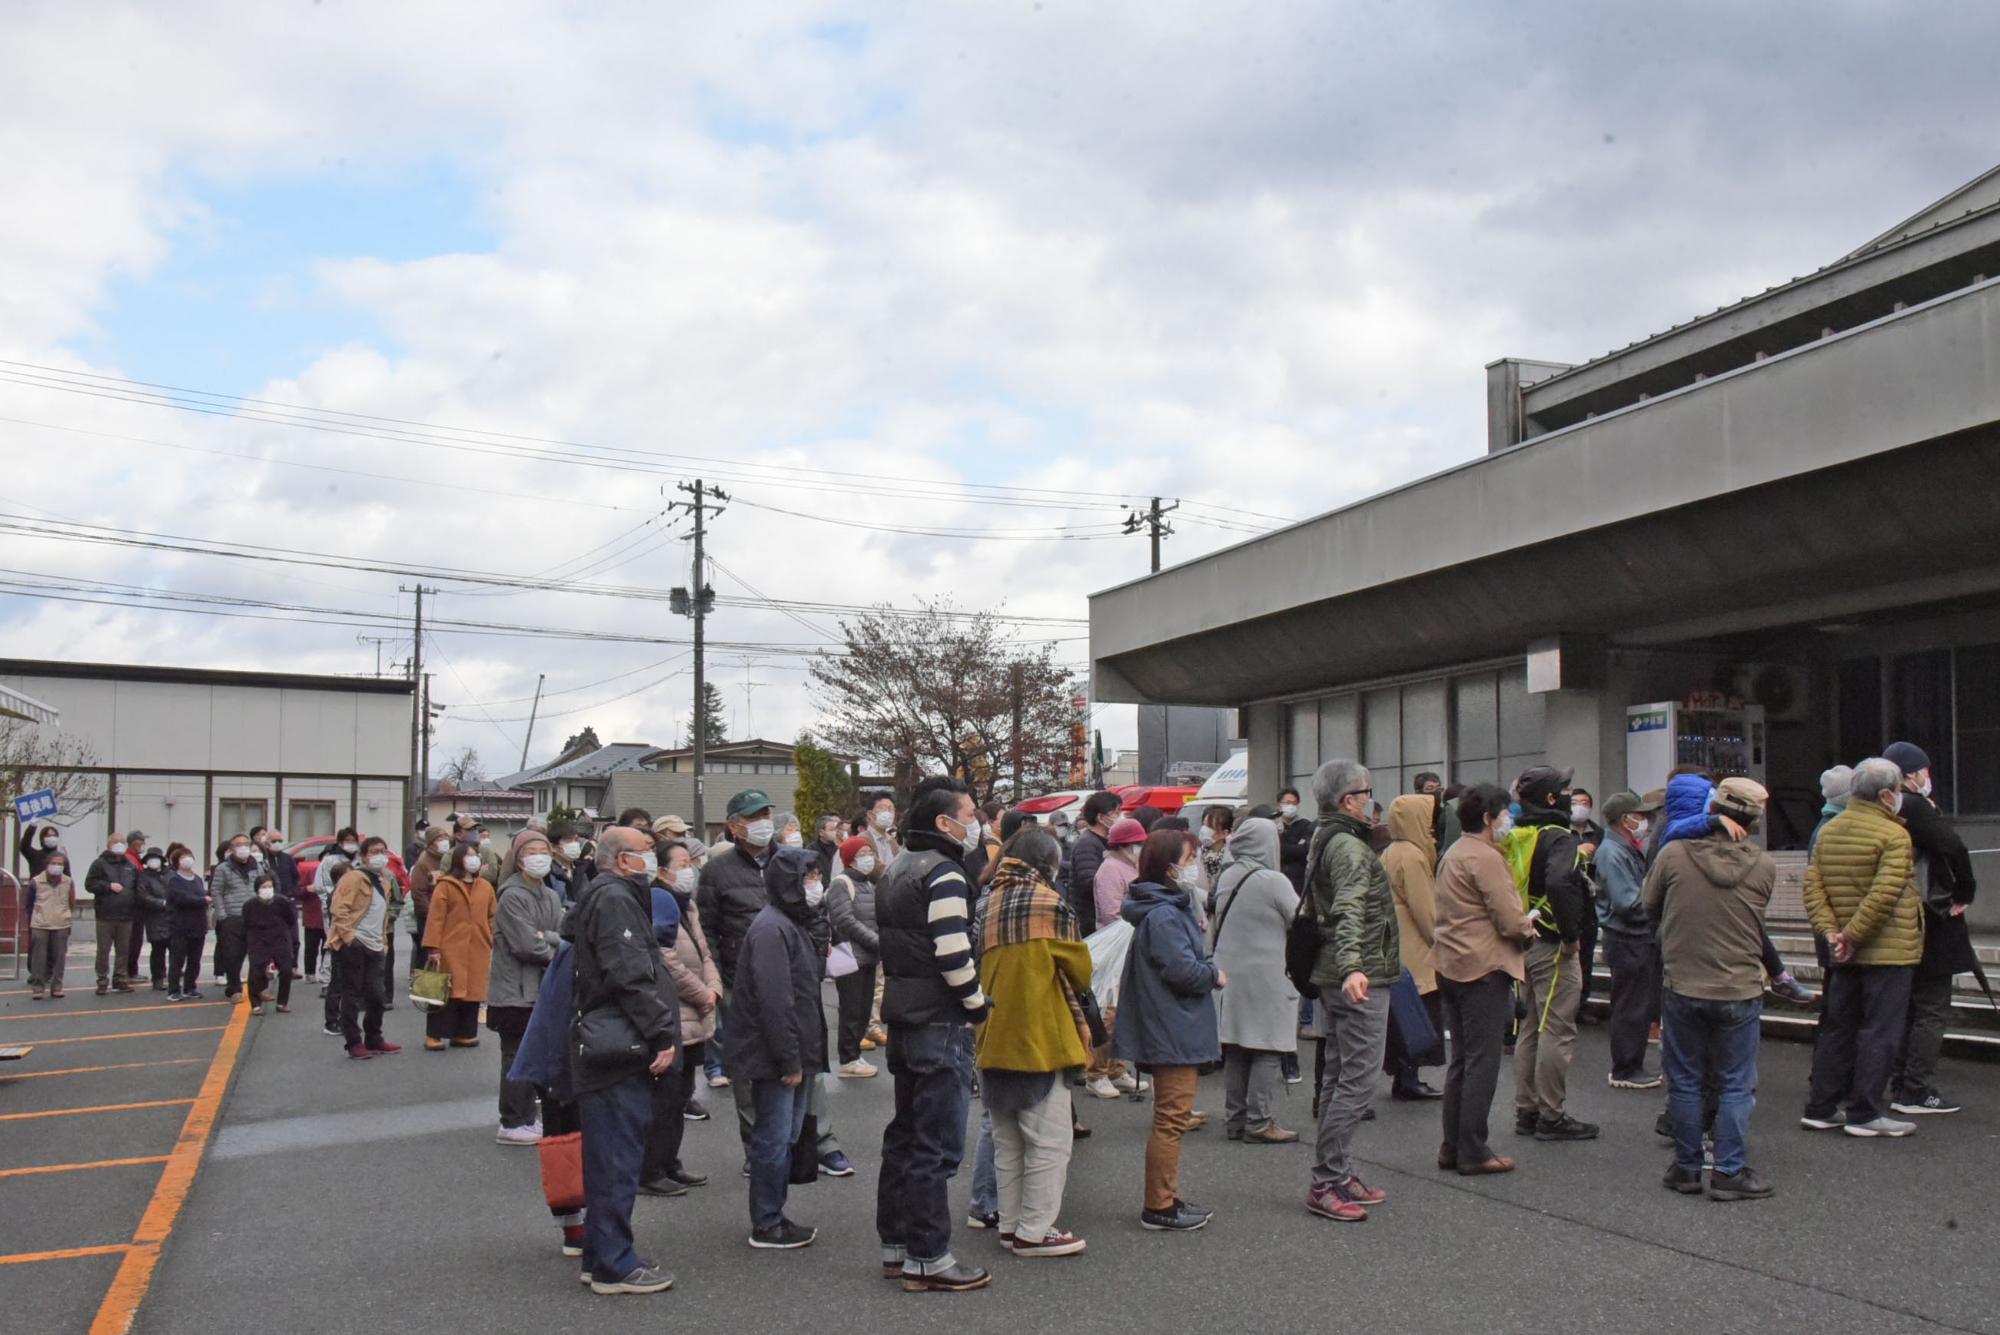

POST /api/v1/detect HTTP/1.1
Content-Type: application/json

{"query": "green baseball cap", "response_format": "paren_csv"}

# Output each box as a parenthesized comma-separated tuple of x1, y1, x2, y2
(727, 789, 774, 820)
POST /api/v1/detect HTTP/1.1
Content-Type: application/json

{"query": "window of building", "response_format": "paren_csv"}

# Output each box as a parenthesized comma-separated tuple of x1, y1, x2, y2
(1957, 643, 2000, 815)
(1282, 662, 1543, 800)
(218, 798, 267, 839)
(287, 800, 337, 839)
(1837, 642, 2000, 815)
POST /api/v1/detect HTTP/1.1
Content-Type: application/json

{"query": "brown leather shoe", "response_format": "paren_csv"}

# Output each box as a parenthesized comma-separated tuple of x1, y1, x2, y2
(1244, 1126, 1300, 1145)
(1458, 1155, 1516, 1176)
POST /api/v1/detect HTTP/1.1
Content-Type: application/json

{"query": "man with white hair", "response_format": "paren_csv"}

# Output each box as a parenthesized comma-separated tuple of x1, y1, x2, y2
(1801, 757, 1924, 1138)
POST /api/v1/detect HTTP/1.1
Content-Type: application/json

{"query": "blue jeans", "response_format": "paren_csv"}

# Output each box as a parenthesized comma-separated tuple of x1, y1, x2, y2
(971, 1106, 997, 1216)
(876, 1022, 973, 1265)
(1661, 991, 1761, 1177)
(578, 1070, 654, 1280)
(748, 1078, 810, 1232)
(705, 1001, 726, 1079)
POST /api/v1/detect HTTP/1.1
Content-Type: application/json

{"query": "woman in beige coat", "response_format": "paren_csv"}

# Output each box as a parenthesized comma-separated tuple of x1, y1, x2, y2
(1381, 794, 1443, 1099)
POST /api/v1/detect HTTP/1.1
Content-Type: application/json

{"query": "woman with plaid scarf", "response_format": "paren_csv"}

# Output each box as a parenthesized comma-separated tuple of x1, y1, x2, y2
(972, 827, 1094, 1258)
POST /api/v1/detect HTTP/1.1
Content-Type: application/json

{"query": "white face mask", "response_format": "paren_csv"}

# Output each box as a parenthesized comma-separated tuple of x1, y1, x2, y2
(432, 840, 449, 856)
(252, 848, 266, 863)
(1629, 818, 1651, 843)
(561, 841, 582, 860)
(1278, 802, 1298, 819)
(674, 867, 698, 893)
(479, 837, 491, 849)
(1572, 805, 1592, 821)
(949, 815, 981, 854)
(366, 853, 390, 871)
(1490, 813, 1515, 841)
(1918, 772, 1934, 797)
(340, 842, 358, 856)
(232, 845, 253, 862)
(853, 853, 877, 876)
(1888, 791, 1905, 815)
(522, 852, 553, 878)
(744, 819, 774, 848)
(461, 854, 481, 875)
(177, 857, 196, 874)
(1197, 826, 1215, 846)
(46, 865, 66, 879)
(110, 842, 127, 857)
(803, 878, 825, 909)
(873, 809, 894, 831)
(638, 850, 660, 876)
(782, 831, 803, 847)
(42, 833, 59, 847)
(256, 886, 275, 901)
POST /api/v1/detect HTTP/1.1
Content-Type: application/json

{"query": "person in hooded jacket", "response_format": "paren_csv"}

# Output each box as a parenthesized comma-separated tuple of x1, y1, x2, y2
(1811, 766, 1853, 854)
(422, 838, 497, 1050)
(648, 843, 720, 1190)
(829, 833, 883, 1077)
(164, 844, 210, 1000)
(1113, 829, 1223, 1232)
(26, 850, 76, 1000)
(728, 844, 829, 1251)
(133, 846, 173, 990)
(243, 869, 298, 1015)
(1508, 766, 1597, 1144)
(1381, 794, 1444, 1101)
(1207, 817, 1300, 1145)
(491, 830, 565, 1146)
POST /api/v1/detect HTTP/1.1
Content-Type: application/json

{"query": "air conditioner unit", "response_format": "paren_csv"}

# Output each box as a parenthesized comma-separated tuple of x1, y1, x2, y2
(1733, 663, 1814, 724)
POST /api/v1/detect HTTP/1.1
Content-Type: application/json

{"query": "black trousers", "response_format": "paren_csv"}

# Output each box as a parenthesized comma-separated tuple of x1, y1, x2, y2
(1806, 965, 1913, 1124)
(408, 908, 428, 984)
(335, 945, 387, 1048)
(1576, 909, 1600, 1007)
(642, 1039, 702, 1182)
(1438, 971, 1511, 1164)
(167, 929, 206, 994)
(301, 927, 325, 977)
(1603, 932, 1662, 1080)
(1894, 971, 1955, 1099)
(125, 916, 163, 983)
(213, 917, 248, 994)
(835, 964, 877, 1065)
(247, 955, 292, 1007)
(490, 1005, 539, 1128)
(426, 998, 481, 1043)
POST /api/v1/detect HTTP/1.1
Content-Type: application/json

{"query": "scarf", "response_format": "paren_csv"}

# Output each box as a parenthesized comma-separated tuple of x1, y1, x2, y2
(980, 857, 1078, 953)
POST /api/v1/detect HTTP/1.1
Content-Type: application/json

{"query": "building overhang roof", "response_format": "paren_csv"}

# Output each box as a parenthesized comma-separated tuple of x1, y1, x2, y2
(0, 682, 59, 726)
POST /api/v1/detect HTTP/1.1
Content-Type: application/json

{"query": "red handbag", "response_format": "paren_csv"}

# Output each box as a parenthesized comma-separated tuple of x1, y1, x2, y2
(538, 1130, 585, 1211)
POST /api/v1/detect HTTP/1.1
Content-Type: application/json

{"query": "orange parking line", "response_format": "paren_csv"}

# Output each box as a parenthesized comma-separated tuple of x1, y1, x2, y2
(0, 1002, 228, 1021)
(0, 1099, 195, 1124)
(89, 992, 249, 1335)
(0, 1244, 132, 1266)
(30, 1027, 226, 1047)
(0, 1156, 170, 1179)
(0, 1059, 208, 1081)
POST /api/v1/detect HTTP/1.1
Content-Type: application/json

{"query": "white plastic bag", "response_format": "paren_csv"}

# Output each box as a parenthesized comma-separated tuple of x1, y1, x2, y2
(826, 943, 859, 979)
(1085, 918, 1134, 1010)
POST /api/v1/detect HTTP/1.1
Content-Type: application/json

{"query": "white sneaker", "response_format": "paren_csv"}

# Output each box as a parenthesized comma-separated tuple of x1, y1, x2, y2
(1086, 1075, 1120, 1100)
(707, 1073, 732, 1089)
(837, 1058, 878, 1079)
(1843, 1115, 1916, 1138)
(495, 1124, 542, 1147)
(1111, 1072, 1151, 1093)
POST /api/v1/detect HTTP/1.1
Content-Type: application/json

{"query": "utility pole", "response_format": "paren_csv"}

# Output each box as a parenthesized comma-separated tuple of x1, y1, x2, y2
(1008, 661, 1025, 802)
(669, 480, 727, 835)
(519, 673, 546, 770)
(1123, 496, 1179, 573)
(400, 585, 438, 828)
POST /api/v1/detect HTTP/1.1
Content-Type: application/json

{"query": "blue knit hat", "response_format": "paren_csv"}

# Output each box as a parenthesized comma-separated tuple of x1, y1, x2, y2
(1882, 741, 1931, 776)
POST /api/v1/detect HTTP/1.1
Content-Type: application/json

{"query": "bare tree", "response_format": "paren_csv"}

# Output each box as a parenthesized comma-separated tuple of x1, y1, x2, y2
(0, 720, 106, 824)
(809, 603, 1077, 803)
(440, 746, 486, 785)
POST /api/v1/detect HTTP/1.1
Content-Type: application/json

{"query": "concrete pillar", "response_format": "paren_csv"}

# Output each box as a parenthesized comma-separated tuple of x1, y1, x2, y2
(1543, 688, 1608, 802)
(1246, 702, 1284, 806)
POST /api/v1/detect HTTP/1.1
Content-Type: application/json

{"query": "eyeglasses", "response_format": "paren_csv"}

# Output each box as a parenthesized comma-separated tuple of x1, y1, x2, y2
(1343, 788, 1374, 799)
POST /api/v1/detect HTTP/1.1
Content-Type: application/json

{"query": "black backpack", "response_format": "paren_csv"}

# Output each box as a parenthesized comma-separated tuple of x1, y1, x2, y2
(1285, 837, 1328, 999)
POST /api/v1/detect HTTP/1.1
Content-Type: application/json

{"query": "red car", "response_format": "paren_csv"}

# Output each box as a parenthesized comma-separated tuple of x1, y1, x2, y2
(287, 835, 411, 894)
(1118, 785, 1198, 814)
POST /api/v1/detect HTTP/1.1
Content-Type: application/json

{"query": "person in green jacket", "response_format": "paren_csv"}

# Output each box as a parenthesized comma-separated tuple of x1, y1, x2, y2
(1303, 758, 1399, 1224)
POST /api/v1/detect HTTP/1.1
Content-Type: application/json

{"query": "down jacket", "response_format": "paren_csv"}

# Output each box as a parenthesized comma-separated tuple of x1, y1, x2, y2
(1802, 798, 1923, 967)
(661, 886, 723, 1047)
(1306, 809, 1400, 988)
(490, 871, 564, 1010)
(695, 841, 769, 989)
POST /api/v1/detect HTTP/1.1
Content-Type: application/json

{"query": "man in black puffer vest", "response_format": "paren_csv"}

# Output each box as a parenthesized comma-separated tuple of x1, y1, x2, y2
(874, 777, 992, 1294)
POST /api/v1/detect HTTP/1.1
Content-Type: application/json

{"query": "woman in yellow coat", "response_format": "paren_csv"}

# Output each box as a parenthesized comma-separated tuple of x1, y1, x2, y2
(422, 837, 497, 1050)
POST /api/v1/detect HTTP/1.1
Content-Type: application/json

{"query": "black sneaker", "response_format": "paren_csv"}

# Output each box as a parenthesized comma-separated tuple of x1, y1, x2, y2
(590, 1263, 673, 1294)
(666, 1167, 707, 1187)
(1515, 1111, 1541, 1136)
(901, 1260, 992, 1292)
(682, 1100, 711, 1122)
(1707, 1168, 1775, 1202)
(749, 1219, 817, 1250)
(965, 1210, 999, 1230)
(1661, 1164, 1704, 1195)
(1140, 1201, 1213, 1232)
(1890, 1088, 1961, 1116)
(1654, 1112, 1675, 1139)
(1534, 1114, 1600, 1142)
(637, 1177, 688, 1197)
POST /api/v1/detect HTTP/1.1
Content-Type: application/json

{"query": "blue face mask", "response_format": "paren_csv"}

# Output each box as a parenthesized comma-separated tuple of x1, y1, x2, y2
(1508, 801, 1522, 820)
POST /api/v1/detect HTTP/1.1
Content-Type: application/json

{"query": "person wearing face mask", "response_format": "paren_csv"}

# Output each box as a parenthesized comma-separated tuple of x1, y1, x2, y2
(828, 835, 884, 1078)
(1274, 787, 1313, 895)
(1566, 791, 1602, 1016)
(647, 843, 720, 1187)
(408, 825, 452, 988)
(303, 830, 358, 983)
(1381, 794, 1444, 1102)
(861, 791, 902, 869)
(164, 844, 212, 1001)
(243, 871, 298, 1016)
(696, 790, 781, 1095)
(490, 831, 566, 1145)
(207, 835, 262, 998)
(21, 822, 65, 879)
(1506, 765, 1596, 1144)
(85, 834, 140, 995)
(811, 814, 844, 884)
(327, 838, 403, 1060)
(421, 839, 498, 1051)
(133, 846, 173, 991)
(1431, 784, 1537, 1176)
(1801, 757, 1925, 1138)
(1595, 790, 1666, 1091)
(547, 822, 586, 901)
(26, 851, 77, 1000)
(775, 811, 805, 852)
(1207, 817, 1300, 1146)
(474, 825, 501, 885)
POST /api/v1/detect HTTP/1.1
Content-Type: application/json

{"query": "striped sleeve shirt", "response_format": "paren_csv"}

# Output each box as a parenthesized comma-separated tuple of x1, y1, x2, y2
(923, 861, 987, 1013)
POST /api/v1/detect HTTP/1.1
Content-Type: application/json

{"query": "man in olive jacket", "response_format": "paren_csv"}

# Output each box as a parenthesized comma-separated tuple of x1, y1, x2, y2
(1801, 757, 1923, 1138)
(1304, 759, 1399, 1223)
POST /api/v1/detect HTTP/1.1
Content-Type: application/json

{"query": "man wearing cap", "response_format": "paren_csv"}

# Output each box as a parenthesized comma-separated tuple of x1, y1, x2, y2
(698, 789, 778, 1102)
(1880, 742, 1979, 1117)
(1645, 778, 1777, 1200)
(1510, 765, 1597, 1142)
(1597, 789, 1665, 1090)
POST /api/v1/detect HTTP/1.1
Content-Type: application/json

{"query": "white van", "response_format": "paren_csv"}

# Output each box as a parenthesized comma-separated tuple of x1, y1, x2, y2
(1180, 748, 1248, 828)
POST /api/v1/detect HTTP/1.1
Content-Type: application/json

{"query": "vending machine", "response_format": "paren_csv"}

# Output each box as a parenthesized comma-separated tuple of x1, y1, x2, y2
(1625, 696, 1767, 795)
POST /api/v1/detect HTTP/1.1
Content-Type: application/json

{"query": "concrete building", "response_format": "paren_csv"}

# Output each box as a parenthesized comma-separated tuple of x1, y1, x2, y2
(0, 658, 413, 864)
(1090, 166, 2000, 933)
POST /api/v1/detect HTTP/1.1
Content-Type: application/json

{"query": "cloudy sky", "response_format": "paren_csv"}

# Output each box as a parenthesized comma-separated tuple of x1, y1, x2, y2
(3, 1, 1996, 780)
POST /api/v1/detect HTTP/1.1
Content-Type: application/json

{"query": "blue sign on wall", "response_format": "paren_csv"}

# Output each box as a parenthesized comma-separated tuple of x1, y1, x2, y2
(12, 789, 57, 822)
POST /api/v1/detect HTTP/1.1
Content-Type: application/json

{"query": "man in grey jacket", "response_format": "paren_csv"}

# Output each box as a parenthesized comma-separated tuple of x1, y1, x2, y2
(1596, 789, 1663, 1090)
(1065, 792, 1121, 936)
(208, 833, 262, 998)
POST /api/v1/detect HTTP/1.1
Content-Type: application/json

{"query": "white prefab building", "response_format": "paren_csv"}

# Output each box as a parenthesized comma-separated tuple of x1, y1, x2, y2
(0, 658, 413, 865)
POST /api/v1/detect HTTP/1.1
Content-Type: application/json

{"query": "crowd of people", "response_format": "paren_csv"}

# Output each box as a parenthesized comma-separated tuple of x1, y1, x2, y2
(11, 735, 1980, 1296)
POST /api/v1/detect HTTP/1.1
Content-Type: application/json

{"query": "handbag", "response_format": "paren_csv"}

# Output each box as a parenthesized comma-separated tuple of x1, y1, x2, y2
(826, 943, 859, 979)
(572, 1004, 650, 1069)
(1284, 842, 1327, 1000)
(1387, 967, 1444, 1066)
(410, 963, 452, 1010)
(788, 1110, 820, 1186)
(537, 1130, 585, 1211)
